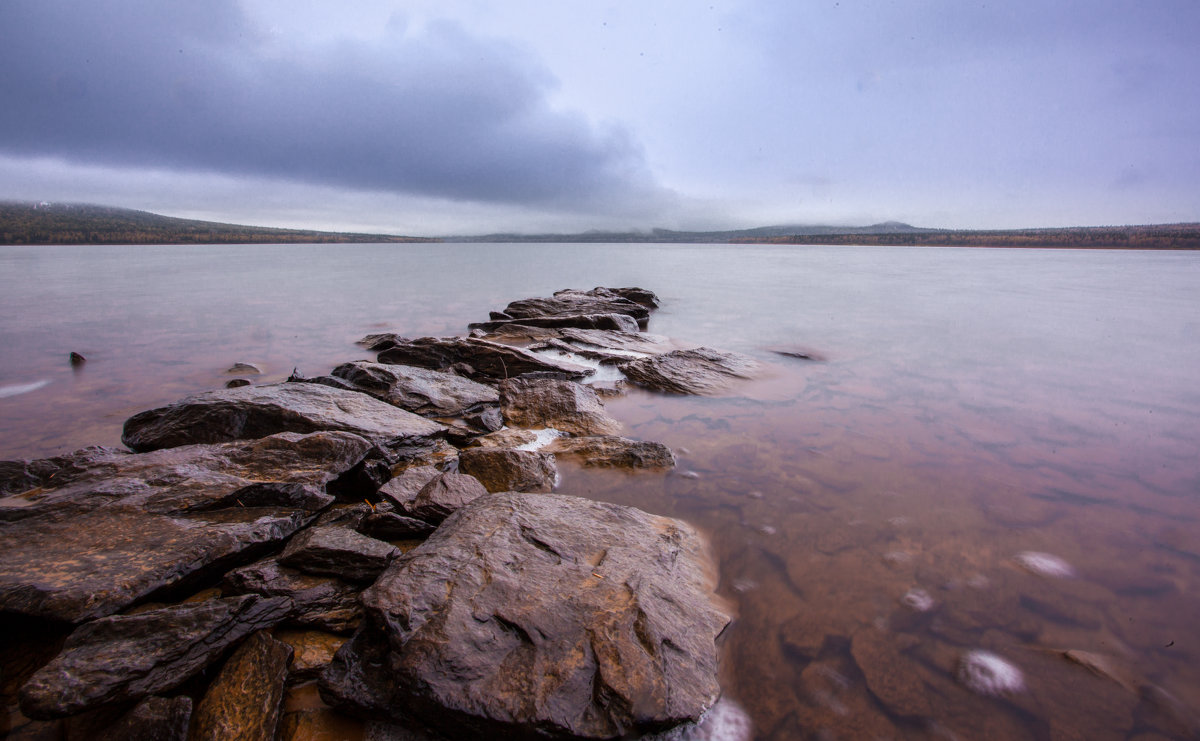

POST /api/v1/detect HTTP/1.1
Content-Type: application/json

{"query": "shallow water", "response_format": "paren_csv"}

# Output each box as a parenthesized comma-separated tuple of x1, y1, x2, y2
(2, 243, 1199, 739)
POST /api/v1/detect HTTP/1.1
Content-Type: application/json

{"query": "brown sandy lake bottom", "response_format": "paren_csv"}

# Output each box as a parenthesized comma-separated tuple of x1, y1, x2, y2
(2, 243, 1199, 739)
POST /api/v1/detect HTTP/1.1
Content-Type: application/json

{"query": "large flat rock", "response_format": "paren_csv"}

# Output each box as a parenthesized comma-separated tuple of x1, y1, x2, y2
(0, 432, 370, 622)
(468, 312, 640, 334)
(501, 287, 656, 328)
(327, 361, 499, 418)
(619, 347, 759, 395)
(320, 492, 730, 739)
(499, 377, 623, 436)
(374, 337, 592, 383)
(121, 382, 446, 453)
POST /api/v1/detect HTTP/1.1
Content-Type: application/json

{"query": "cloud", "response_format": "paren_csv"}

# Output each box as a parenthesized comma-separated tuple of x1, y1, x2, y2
(0, 0, 665, 210)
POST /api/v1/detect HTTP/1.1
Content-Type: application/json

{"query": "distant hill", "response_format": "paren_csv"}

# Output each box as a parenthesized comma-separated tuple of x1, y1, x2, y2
(0, 202, 436, 245)
(453, 221, 933, 243)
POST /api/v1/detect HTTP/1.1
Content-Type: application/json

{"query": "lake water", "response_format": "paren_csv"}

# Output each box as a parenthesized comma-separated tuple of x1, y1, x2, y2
(2, 243, 1199, 739)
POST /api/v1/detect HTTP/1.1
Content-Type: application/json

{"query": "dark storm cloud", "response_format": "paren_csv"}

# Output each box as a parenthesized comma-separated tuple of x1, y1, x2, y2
(0, 0, 658, 206)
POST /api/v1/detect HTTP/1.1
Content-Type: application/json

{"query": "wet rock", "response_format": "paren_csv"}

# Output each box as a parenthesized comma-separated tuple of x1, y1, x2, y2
(358, 511, 437, 540)
(547, 436, 675, 469)
(327, 361, 499, 418)
(320, 492, 729, 739)
(850, 627, 932, 717)
(122, 382, 446, 453)
(1060, 649, 1140, 693)
(499, 377, 623, 435)
(457, 447, 557, 493)
(619, 348, 759, 395)
(604, 286, 660, 308)
(69, 351, 87, 367)
(222, 558, 362, 634)
(190, 630, 292, 741)
(468, 312, 640, 334)
(276, 630, 347, 682)
(19, 595, 292, 719)
(0, 445, 125, 497)
(280, 526, 400, 584)
(225, 378, 252, 389)
(501, 287, 655, 328)
(401, 472, 490, 524)
(0, 432, 368, 623)
(374, 337, 592, 383)
(91, 696, 194, 741)
(378, 465, 441, 509)
(466, 427, 539, 449)
(226, 362, 262, 374)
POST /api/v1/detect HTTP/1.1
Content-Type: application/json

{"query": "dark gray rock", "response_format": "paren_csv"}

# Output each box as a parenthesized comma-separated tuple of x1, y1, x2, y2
(378, 466, 442, 509)
(375, 337, 592, 383)
(92, 696, 193, 741)
(190, 630, 293, 741)
(501, 287, 654, 328)
(225, 378, 252, 389)
(19, 595, 292, 719)
(280, 526, 400, 583)
(499, 377, 623, 436)
(226, 362, 262, 375)
(0, 445, 125, 497)
(222, 557, 363, 634)
(328, 361, 499, 418)
(0, 432, 370, 623)
(619, 347, 759, 395)
(121, 382, 446, 453)
(547, 436, 675, 469)
(457, 448, 558, 493)
(320, 492, 729, 739)
(358, 511, 437, 540)
(402, 472, 489, 524)
(468, 312, 640, 334)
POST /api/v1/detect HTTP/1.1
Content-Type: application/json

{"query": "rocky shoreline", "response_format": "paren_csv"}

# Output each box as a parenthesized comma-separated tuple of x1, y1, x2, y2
(0, 287, 761, 740)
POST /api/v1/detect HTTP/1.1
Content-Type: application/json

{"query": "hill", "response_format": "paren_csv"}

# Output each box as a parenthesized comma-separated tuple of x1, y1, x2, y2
(0, 202, 436, 245)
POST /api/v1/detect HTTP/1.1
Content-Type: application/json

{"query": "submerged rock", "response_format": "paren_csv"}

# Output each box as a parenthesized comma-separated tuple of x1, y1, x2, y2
(0, 432, 371, 623)
(619, 348, 759, 395)
(374, 337, 592, 383)
(457, 447, 558, 493)
(190, 630, 293, 741)
(320, 492, 729, 739)
(122, 382, 446, 453)
(547, 436, 675, 469)
(499, 376, 623, 436)
(19, 595, 292, 719)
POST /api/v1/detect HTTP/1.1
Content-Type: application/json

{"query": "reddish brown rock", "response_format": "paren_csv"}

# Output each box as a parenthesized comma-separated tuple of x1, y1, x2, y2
(457, 447, 558, 493)
(190, 631, 293, 741)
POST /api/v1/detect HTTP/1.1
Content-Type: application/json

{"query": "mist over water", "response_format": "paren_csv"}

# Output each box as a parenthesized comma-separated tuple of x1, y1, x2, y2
(2, 243, 1199, 738)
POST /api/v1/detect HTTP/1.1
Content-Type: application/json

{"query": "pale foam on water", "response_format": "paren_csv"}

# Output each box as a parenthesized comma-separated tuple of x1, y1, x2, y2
(0, 379, 50, 399)
(514, 427, 565, 451)
(957, 650, 1025, 696)
(1014, 551, 1076, 578)
(648, 698, 754, 741)
(526, 348, 627, 385)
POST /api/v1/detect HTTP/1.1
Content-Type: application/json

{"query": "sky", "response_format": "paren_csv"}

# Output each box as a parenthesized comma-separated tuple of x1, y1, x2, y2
(1, 0, 1197, 236)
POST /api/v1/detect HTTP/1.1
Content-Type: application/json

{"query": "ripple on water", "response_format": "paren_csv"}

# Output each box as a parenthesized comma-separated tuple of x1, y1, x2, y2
(1014, 551, 1076, 578)
(901, 587, 935, 612)
(957, 650, 1025, 696)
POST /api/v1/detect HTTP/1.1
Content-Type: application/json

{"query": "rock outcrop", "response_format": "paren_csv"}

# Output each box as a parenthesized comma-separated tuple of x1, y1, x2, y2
(500, 287, 655, 328)
(320, 492, 730, 740)
(324, 360, 500, 419)
(499, 376, 623, 436)
(373, 337, 592, 383)
(619, 348, 759, 395)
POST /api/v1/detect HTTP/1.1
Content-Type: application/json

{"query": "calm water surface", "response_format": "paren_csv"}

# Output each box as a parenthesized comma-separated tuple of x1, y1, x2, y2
(2, 243, 1199, 739)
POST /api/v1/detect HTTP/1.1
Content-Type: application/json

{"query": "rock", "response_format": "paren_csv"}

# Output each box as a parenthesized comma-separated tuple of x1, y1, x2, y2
(19, 595, 292, 719)
(226, 362, 262, 374)
(466, 427, 539, 449)
(546, 436, 675, 469)
(765, 346, 825, 361)
(190, 630, 293, 741)
(121, 382, 446, 453)
(400, 472, 490, 524)
(275, 629, 348, 681)
(850, 627, 932, 717)
(327, 361, 499, 418)
(499, 377, 623, 436)
(500, 287, 655, 328)
(320, 492, 729, 739)
(603, 286, 660, 308)
(468, 312, 640, 334)
(0, 445, 124, 497)
(280, 526, 400, 583)
(225, 378, 252, 389)
(0, 432, 370, 623)
(374, 337, 593, 383)
(457, 447, 557, 493)
(378, 465, 441, 509)
(552, 327, 673, 356)
(222, 558, 363, 634)
(619, 348, 759, 395)
(69, 351, 86, 367)
(358, 511, 437, 540)
(87, 696, 194, 741)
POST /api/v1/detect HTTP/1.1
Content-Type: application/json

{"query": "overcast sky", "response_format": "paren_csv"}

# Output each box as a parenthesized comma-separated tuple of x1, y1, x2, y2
(1, 1, 1197, 235)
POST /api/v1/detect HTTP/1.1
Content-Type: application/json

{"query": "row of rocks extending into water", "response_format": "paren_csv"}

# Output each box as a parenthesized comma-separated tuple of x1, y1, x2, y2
(0, 287, 760, 740)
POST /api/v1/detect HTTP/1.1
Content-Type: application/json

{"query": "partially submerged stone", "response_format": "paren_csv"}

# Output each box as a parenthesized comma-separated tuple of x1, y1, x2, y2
(499, 377, 623, 436)
(122, 382, 446, 453)
(457, 447, 558, 493)
(280, 526, 400, 584)
(320, 492, 729, 739)
(500, 287, 656, 328)
(20, 595, 292, 719)
(190, 630, 293, 741)
(326, 361, 499, 419)
(547, 436, 675, 469)
(619, 348, 759, 395)
(0, 432, 368, 623)
(374, 337, 592, 383)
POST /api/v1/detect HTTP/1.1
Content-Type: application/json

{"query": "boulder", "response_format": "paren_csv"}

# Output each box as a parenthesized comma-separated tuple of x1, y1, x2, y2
(619, 348, 759, 395)
(499, 377, 623, 436)
(121, 382, 446, 453)
(320, 492, 729, 739)
(378, 466, 442, 509)
(275, 629, 348, 682)
(457, 448, 558, 493)
(280, 526, 400, 584)
(374, 337, 592, 383)
(0, 432, 370, 623)
(19, 595, 292, 719)
(327, 361, 499, 418)
(547, 436, 675, 469)
(222, 558, 363, 634)
(500, 287, 655, 328)
(402, 472, 490, 524)
(468, 312, 639, 334)
(190, 630, 293, 741)
(91, 696, 193, 741)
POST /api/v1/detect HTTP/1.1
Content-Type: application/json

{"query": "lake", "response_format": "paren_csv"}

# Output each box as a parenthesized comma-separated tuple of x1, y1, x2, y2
(2, 243, 1199, 739)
